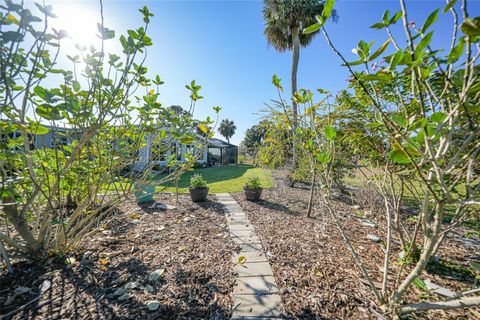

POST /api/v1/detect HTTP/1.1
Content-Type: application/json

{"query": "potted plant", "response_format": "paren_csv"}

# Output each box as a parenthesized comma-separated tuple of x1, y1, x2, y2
(189, 174, 209, 202)
(244, 176, 262, 201)
(133, 172, 156, 203)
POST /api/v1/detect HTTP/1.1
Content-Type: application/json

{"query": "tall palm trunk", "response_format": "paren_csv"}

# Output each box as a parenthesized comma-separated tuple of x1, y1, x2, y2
(291, 26, 300, 124)
(291, 26, 300, 171)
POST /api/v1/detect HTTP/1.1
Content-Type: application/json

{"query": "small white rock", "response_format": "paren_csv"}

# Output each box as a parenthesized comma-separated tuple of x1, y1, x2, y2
(14, 287, 30, 295)
(118, 292, 131, 301)
(367, 234, 381, 243)
(148, 269, 165, 282)
(144, 284, 155, 293)
(147, 300, 160, 311)
(362, 221, 377, 228)
(39, 280, 51, 293)
(113, 288, 126, 296)
(124, 281, 141, 290)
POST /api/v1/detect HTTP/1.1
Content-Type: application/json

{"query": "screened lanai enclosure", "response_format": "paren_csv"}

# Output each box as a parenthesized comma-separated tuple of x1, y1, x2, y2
(207, 138, 238, 166)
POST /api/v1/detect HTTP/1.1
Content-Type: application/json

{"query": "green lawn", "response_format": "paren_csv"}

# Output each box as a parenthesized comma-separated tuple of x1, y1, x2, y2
(155, 164, 274, 193)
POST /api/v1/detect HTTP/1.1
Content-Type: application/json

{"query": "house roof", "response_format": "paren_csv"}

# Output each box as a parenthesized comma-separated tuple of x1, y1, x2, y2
(206, 137, 236, 148)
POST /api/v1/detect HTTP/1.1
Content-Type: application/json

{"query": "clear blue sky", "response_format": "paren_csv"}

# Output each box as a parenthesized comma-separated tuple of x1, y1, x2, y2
(42, 0, 480, 145)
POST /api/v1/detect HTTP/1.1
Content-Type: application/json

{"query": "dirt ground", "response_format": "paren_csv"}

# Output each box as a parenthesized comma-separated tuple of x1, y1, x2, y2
(1, 180, 479, 320)
(0, 194, 236, 320)
(232, 176, 480, 320)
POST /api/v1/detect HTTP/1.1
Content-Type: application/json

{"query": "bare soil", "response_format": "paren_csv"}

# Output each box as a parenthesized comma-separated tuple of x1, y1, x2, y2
(232, 176, 479, 320)
(0, 194, 236, 320)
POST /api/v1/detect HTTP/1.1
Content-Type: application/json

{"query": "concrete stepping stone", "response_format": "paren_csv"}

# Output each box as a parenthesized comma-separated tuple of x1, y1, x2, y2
(235, 262, 274, 277)
(216, 193, 283, 319)
(231, 229, 256, 237)
(232, 294, 282, 318)
(230, 224, 255, 231)
(238, 243, 263, 252)
(234, 276, 279, 295)
(233, 251, 268, 263)
(232, 235, 261, 245)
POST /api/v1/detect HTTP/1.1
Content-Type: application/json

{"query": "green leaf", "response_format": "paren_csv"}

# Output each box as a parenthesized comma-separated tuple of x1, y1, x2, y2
(382, 10, 391, 23)
(97, 23, 115, 40)
(415, 31, 433, 53)
(369, 39, 391, 61)
(1, 31, 23, 43)
(316, 151, 330, 164)
(448, 37, 465, 63)
(389, 149, 412, 164)
(322, 0, 335, 20)
(390, 11, 403, 24)
(30, 123, 49, 135)
(34, 3, 57, 18)
(272, 74, 283, 91)
(391, 114, 407, 128)
(430, 112, 446, 124)
(390, 49, 404, 69)
(71, 80, 81, 92)
(324, 126, 336, 140)
(443, 0, 458, 13)
(55, 29, 68, 40)
(421, 9, 439, 33)
(35, 104, 63, 120)
(370, 22, 386, 29)
(67, 55, 80, 63)
(412, 278, 428, 291)
(364, 73, 391, 81)
(341, 60, 364, 66)
(461, 17, 480, 37)
(34, 86, 48, 100)
(303, 23, 320, 35)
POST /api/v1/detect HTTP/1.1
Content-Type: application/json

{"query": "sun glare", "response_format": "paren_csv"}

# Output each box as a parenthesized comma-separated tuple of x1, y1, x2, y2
(52, 3, 101, 53)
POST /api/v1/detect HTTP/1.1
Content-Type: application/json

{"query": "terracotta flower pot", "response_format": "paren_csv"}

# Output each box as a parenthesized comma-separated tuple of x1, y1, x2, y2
(244, 187, 262, 202)
(189, 187, 209, 202)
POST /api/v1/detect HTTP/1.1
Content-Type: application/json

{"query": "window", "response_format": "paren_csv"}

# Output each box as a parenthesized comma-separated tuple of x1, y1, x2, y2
(52, 133, 69, 148)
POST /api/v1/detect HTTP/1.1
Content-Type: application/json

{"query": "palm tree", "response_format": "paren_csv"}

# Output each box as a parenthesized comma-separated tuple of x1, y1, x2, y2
(218, 119, 237, 144)
(263, 0, 336, 126)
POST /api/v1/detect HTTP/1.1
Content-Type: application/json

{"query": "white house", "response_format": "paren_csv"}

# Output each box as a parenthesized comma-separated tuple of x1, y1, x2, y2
(4, 124, 238, 170)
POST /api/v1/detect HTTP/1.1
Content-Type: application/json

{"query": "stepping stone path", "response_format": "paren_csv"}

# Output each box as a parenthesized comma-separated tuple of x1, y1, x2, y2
(216, 193, 283, 319)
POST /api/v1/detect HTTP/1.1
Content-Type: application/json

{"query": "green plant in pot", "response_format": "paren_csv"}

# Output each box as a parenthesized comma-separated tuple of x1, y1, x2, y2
(244, 177, 262, 201)
(189, 174, 209, 202)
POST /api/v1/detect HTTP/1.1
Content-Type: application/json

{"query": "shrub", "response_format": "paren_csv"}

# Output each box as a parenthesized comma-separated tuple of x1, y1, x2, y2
(190, 174, 207, 188)
(0, 2, 219, 260)
(244, 177, 262, 189)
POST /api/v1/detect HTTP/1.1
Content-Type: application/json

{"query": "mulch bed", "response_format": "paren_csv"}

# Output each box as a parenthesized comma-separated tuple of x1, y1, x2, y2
(232, 177, 479, 320)
(0, 194, 236, 320)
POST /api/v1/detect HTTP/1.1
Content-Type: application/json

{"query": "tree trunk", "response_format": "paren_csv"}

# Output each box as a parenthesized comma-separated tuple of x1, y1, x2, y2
(291, 26, 300, 170)
(307, 170, 316, 217)
(400, 296, 480, 315)
(3, 199, 43, 259)
(291, 26, 300, 128)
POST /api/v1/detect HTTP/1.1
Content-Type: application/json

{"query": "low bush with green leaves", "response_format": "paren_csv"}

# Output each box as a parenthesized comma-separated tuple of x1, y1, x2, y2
(244, 177, 262, 189)
(189, 174, 207, 188)
(0, 1, 219, 260)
